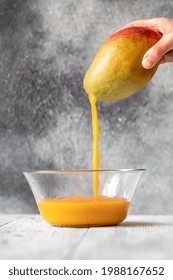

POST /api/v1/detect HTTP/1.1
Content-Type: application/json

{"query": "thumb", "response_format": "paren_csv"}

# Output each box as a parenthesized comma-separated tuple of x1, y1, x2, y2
(142, 35, 173, 69)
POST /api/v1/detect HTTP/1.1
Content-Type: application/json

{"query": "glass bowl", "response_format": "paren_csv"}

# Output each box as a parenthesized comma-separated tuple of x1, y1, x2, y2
(23, 169, 145, 227)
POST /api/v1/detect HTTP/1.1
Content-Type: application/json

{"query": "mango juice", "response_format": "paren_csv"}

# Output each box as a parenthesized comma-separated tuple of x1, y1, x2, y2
(38, 195, 130, 227)
(38, 94, 130, 227)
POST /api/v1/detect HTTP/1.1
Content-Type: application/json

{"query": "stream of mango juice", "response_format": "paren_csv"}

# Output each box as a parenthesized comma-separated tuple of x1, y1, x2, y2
(37, 94, 131, 227)
(88, 94, 100, 197)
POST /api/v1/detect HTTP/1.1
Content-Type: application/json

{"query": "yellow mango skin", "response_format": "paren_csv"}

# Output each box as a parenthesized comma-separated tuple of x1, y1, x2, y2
(83, 27, 162, 101)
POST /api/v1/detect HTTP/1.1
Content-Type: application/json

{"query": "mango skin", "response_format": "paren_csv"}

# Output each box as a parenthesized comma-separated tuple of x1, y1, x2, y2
(83, 27, 162, 102)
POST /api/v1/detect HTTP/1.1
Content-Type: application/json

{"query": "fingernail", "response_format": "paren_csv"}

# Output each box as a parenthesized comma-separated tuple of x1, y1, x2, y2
(142, 56, 155, 69)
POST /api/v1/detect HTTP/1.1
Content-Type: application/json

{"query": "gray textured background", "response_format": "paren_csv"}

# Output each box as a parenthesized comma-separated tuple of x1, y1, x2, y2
(0, 0, 173, 214)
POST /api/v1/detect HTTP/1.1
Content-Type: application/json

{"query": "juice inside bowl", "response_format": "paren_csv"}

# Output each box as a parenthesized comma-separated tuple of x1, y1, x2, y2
(38, 195, 130, 227)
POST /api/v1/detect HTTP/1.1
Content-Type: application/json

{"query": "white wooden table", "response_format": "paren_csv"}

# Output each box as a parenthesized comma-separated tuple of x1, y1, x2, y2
(0, 215, 173, 260)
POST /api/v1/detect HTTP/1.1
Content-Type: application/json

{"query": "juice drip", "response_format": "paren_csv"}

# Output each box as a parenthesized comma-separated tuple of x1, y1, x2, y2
(88, 94, 100, 197)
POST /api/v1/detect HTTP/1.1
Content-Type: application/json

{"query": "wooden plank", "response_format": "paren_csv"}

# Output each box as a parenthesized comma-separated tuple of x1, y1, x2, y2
(0, 215, 21, 228)
(72, 215, 173, 259)
(0, 215, 88, 260)
(0, 215, 173, 260)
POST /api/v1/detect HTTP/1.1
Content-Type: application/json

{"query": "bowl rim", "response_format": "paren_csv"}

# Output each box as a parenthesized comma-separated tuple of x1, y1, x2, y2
(23, 169, 146, 174)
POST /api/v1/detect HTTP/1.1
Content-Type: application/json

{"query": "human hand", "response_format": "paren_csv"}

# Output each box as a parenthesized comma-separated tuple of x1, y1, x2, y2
(123, 17, 173, 69)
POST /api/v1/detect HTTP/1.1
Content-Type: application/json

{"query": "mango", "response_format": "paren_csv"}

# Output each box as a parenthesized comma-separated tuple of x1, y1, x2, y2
(83, 27, 162, 101)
